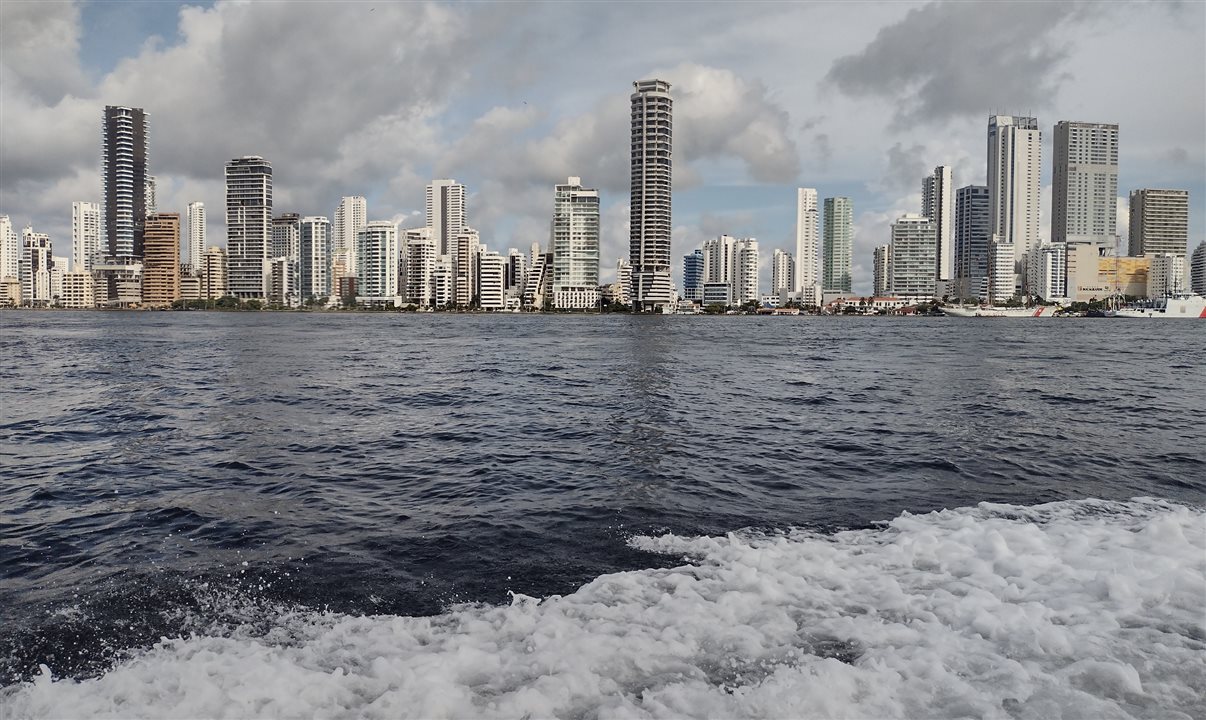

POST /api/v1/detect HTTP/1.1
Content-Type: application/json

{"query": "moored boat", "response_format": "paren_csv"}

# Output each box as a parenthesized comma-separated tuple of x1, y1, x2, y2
(941, 305, 1059, 318)
(1115, 295, 1206, 319)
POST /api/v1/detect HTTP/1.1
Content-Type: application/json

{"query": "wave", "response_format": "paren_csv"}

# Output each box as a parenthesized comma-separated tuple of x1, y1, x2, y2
(3, 498, 1203, 719)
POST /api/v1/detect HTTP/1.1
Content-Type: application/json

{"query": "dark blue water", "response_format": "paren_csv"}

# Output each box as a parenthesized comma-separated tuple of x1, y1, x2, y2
(1, 312, 1204, 715)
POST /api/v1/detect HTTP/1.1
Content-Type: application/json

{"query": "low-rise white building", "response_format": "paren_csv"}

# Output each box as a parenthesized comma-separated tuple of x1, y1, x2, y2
(60, 272, 95, 309)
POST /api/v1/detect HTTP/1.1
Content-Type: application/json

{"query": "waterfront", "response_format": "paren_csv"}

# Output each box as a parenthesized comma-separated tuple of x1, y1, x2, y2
(1, 312, 1203, 717)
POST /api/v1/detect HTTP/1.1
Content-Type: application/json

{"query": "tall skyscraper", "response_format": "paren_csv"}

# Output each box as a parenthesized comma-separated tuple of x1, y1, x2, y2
(356, 221, 398, 298)
(71, 201, 100, 273)
(701, 235, 759, 305)
(271, 214, 300, 260)
(453, 229, 481, 307)
(954, 185, 990, 300)
(922, 166, 953, 281)
(299, 216, 331, 301)
(1052, 121, 1118, 245)
(186, 202, 206, 270)
(772, 249, 795, 295)
(225, 156, 273, 299)
(794, 188, 819, 292)
(987, 116, 1041, 269)
(0, 215, 18, 281)
(889, 214, 938, 299)
(333, 196, 367, 280)
(102, 105, 148, 259)
(403, 228, 436, 306)
(145, 176, 157, 216)
(822, 197, 853, 293)
(551, 176, 601, 310)
(629, 78, 674, 311)
(142, 213, 180, 307)
(1128, 189, 1189, 257)
(425, 180, 465, 258)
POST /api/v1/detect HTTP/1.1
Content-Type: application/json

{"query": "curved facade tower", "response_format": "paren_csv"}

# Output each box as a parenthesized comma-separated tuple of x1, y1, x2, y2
(629, 79, 673, 311)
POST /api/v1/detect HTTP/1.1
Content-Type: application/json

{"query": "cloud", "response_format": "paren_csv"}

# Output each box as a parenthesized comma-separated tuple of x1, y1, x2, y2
(825, 1, 1093, 124)
(0, 2, 90, 105)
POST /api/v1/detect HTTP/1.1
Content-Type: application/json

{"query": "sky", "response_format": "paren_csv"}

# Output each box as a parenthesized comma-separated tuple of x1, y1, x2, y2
(1, 0, 1203, 294)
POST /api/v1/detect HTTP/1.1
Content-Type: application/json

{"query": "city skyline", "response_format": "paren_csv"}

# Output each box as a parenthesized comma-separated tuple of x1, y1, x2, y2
(0, 1, 1203, 295)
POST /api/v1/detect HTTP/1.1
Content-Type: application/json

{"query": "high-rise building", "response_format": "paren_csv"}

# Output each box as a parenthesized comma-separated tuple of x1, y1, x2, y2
(403, 228, 436, 306)
(552, 176, 601, 310)
(1028, 242, 1067, 301)
(822, 197, 853, 292)
(682, 249, 704, 301)
(20, 227, 53, 306)
(333, 196, 367, 280)
(1129, 189, 1189, 257)
(1052, 121, 1118, 246)
(987, 115, 1041, 271)
(142, 213, 181, 307)
(1189, 242, 1205, 294)
(201, 246, 228, 300)
(772, 249, 794, 295)
(954, 185, 990, 300)
(629, 78, 674, 311)
(186, 202, 206, 271)
(1148, 253, 1186, 299)
(922, 166, 953, 281)
(72, 201, 101, 273)
(505, 248, 528, 296)
(299, 216, 331, 301)
(795, 188, 819, 292)
(271, 213, 300, 262)
(873, 244, 891, 297)
(453, 229, 481, 307)
(0, 216, 17, 281)
(225, 156, 273, 299)
(615, 258, 632, 306)
(426, 180, 466, 258)
(145, 176, 157, 216)
(102, 106, 149, 259)
(889, 214, 937, 299)
(701, 235, 759, 305)
(478, 249, 506, 311)
(988, 238, 1016, 304)
(356, 221, 398, 298)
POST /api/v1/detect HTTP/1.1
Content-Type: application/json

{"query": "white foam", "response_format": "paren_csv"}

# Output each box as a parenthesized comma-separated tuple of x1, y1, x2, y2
(4, 498, 1204, 719)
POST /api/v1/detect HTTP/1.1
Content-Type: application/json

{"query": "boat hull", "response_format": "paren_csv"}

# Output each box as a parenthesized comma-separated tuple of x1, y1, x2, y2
(941, 306, 1058, 318)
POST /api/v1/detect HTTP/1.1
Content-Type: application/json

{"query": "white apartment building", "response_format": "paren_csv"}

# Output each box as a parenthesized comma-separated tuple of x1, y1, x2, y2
(552, 176, 601, 310)
(299, 216, 331, 301)
(20, 228, 54, 306)
(225, 156, 273, 299)
(430, 255, 453, 308)
(0, 215, 19, 281)
(403, 228, 436, 306)
(1148, 253, 1186, 299)
(186, 202, 206, 271)
(922, 166, 953, 281)
(333, 196, 367, 280)
(453, 229, 481, 307)
(1027, 242, 1067, 301)
(701, 235, 759, 305)
(988, 238, 1016, 304)
(794, 188, 819, 292)
(615, 258, 632, 306)
(889, 214, 937, 299)
(988, 116, 1042, 272)
(478, 249, 506, 310)
(356, 221, 398, 298)
(426, 180, 466, 257)
(268, 257, 295, 307)
(505, 248, 528, 296)
(1052, 121, 1118, 246)
(72, 201, 101, 273)
(629, 79, 674, 311)
(771, 248, 794, 295)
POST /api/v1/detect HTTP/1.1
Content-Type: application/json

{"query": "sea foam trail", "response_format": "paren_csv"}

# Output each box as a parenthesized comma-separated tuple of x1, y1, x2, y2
(3, 498, 1203, 719)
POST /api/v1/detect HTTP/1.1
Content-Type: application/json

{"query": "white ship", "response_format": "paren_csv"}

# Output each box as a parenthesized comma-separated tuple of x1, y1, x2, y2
(941, 305, 1060, 318)
(1115, 295, 1206, 319)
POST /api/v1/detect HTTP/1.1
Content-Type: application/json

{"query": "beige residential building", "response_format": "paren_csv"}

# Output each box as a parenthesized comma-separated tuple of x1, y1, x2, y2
(201, 246, 229, 299)
(1129, 189, 1189, 257)
(60, 272, 96, 309)
(142, 213, 180, 306)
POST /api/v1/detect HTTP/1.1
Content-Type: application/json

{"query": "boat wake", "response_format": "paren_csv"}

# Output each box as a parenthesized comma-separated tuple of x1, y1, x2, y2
(3, 498, 1203, 719)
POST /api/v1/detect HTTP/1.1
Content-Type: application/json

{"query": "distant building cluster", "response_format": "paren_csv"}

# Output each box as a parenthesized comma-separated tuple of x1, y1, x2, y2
(0, 92, 1201, 312)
